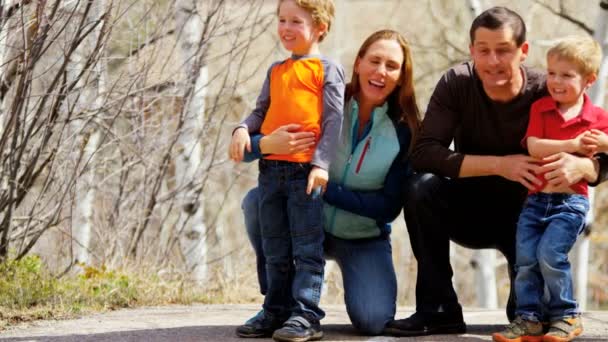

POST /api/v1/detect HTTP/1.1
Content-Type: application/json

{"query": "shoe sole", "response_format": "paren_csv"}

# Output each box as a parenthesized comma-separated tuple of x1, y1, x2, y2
(384, 323, 466, 337)
(272, 331, 323, 342)
(492, 334, 544, 342)
(236, 331, 273, 338)
(542, 327, 583, 342)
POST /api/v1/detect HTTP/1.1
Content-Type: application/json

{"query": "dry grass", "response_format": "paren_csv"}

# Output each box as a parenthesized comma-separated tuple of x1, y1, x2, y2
(0, 255, 263, 330)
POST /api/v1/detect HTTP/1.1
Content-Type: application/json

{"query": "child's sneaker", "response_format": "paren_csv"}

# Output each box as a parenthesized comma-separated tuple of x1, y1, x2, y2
(236, 310, 286, 338)
(543, 317, 583, 342)
(272, 315, 322, 342)
(492, 316, 544, 342)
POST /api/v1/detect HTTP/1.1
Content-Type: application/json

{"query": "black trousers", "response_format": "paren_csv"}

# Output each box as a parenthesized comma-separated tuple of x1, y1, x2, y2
(403, 173, 528, 320)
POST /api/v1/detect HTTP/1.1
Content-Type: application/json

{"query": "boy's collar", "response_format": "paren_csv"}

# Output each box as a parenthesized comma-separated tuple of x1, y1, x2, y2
(536, 93, 602, 123)
(291, 53, 322, 60)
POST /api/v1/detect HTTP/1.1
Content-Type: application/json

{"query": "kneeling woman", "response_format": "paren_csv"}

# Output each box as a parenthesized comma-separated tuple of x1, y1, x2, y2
(235, 29, 421, 337)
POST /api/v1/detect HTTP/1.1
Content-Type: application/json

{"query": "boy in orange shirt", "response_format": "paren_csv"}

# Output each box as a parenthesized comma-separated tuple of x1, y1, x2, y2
(229, 1, 344, 341)
(493, 36, 608, 342)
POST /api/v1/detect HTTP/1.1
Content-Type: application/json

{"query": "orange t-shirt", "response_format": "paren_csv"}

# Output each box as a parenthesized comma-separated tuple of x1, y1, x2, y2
(260, 58, 324, 163)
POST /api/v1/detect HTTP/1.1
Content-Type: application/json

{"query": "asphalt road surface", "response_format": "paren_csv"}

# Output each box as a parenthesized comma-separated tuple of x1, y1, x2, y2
(1, 304, 607, 341)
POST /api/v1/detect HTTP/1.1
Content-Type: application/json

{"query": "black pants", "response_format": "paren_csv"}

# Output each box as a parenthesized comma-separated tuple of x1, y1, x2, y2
(403, 173, 528, 320)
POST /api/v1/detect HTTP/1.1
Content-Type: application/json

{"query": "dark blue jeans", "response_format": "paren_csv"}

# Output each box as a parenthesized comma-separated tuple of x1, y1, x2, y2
(242, 187, 396, 335)
(257, 160, 325, 322)
(515, 192, 589, 321)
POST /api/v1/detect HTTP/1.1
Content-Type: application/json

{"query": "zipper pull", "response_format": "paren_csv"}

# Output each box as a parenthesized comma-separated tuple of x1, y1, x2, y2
(355, 137, 372, 174)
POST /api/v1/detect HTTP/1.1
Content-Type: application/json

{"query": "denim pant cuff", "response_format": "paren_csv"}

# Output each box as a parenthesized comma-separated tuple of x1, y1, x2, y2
(549, 312, 580, 321)
(517, 312, 541, 322)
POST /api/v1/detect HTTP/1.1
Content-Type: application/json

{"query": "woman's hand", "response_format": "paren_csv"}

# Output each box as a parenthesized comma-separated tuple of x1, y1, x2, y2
(260, 124, 316, 155)
(229, 127, 250, 162)
(307, 166, 328, 195)
(539, 152, 598, 187)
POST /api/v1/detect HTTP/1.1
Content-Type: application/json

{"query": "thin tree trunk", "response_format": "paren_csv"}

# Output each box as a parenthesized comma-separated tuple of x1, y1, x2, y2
(69, 0, 109, 265)
(172, 0, 208, 282)
(472, 250, 498, 309)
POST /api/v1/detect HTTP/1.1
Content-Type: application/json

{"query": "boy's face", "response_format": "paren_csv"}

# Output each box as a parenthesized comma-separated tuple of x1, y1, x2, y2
(469, 26, 528, 93)
(546, 55, 595, 110)
(277, 0, 325, 55)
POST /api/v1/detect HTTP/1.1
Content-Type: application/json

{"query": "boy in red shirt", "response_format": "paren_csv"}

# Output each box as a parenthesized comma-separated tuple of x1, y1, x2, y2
(494, 36, 608, 342)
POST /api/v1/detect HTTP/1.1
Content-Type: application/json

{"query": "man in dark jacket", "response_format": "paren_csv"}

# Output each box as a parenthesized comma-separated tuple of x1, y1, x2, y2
(385, 6, 608, 337)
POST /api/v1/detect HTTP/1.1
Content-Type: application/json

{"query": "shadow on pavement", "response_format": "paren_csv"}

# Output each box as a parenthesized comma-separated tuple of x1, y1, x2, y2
(1, 324, 606, 342)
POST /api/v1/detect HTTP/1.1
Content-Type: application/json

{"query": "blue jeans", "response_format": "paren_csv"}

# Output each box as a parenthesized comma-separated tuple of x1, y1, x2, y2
(242, 187, 396, 335)
(257, 160, 325, 322)
(514, 192, 589, 321)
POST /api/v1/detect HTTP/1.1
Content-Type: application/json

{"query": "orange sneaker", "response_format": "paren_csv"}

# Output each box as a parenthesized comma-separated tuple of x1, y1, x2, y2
(543, 317, 583, 342)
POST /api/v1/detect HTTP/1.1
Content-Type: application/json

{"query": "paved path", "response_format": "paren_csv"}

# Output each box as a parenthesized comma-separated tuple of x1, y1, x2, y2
(1, 304, 607, 341)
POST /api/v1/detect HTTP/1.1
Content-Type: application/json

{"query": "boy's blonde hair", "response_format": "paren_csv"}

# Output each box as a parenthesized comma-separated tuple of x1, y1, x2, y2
(277, 0, 335, 42)
(547, 36, 602, 76)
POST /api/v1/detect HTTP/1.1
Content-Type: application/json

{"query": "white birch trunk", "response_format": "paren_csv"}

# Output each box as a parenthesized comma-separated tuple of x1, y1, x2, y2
(0, 2, 7, 140)
(575, 1, 608, 311)
(473, 249, 498, 309)
(70, 0, 108, 265)
(173, 0, 208, 282)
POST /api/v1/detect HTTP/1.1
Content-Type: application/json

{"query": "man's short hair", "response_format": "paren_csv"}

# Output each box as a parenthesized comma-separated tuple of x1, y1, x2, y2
(548, 36, 602, 76)
(470, 6, 526, 46)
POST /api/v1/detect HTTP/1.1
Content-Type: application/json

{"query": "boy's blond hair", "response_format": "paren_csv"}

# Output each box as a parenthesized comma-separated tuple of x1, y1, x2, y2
(547, 35, 602, 76)
(277, 0, 335, 42)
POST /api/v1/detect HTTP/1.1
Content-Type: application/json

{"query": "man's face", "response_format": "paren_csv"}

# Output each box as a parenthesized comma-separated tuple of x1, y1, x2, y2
(469, 26, 528, 93)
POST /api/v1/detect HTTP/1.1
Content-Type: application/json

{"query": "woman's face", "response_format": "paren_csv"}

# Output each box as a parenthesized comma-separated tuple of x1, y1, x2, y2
(354, 39, 404, 107)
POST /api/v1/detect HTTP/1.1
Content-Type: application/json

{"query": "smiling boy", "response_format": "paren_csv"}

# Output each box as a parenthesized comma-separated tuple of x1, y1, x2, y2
(229, 1, 344, 341)
(493, 35, 608, 342)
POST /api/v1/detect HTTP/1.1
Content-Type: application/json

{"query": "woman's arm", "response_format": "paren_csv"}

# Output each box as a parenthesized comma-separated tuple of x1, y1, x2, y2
(241, 124, 316, 162)
(323, 124, 411, 223)
(323, 153, 409, 223)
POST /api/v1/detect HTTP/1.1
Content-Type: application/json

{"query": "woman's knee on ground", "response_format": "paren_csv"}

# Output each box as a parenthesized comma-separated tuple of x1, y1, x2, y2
(347, 304, 392, 335)
(241, 187, 261, 238)
(345, 298, 395, 335)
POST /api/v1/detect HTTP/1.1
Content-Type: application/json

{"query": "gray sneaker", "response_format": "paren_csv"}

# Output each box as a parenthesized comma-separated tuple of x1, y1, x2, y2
(272, 316, 323, 342)
(492, 316, 543, 342)
(236, 310, 286, 338)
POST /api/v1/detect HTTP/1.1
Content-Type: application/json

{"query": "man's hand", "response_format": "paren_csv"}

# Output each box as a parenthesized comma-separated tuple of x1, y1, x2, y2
(495, 154, 542, 190)
(307, 166, 328, 195)
(229, 127, 250, 162)
(539, 152, 595, 187)
(260, 124, 316, 155)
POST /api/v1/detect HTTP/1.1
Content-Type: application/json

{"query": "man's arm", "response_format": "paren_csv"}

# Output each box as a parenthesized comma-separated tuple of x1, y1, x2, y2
(591, 153, 608, 185)
(409, 71, 464, 178)
(540, 152, 604, 187)
(412, 68, 542, 190)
